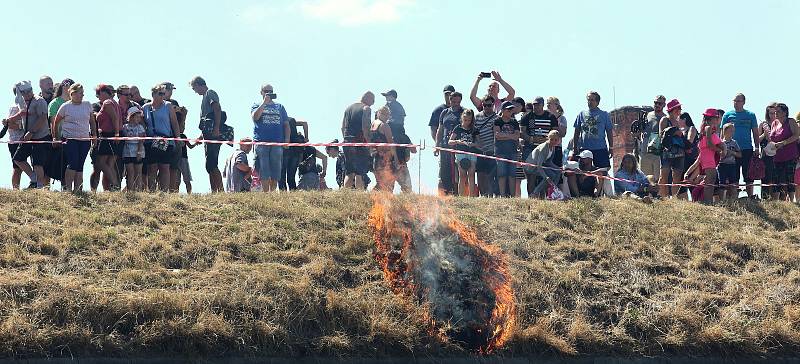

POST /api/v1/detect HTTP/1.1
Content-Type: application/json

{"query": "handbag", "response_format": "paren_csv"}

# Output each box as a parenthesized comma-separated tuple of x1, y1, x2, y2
(546, 181, 565, 201)
(748, 157, 766, 181)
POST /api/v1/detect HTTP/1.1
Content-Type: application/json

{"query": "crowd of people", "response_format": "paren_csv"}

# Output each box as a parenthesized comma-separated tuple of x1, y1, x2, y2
(3, 73, 798, 203)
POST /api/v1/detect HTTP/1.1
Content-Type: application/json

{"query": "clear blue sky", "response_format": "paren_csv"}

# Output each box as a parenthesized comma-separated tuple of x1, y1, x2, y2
(2, 0, 798, 193)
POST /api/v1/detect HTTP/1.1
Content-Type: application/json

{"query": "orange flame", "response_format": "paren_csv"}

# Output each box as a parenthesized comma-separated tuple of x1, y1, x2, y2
(368, 193, 517, 353)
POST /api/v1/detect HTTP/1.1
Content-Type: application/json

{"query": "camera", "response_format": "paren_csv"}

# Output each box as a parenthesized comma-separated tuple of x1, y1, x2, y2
(480, 72, 491, 78)
(630, 110, 648, 134)
(266, 93, 277, 100)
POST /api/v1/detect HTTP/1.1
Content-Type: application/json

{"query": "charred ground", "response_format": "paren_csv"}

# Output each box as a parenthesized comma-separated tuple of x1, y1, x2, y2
(0, 190, 798, 358)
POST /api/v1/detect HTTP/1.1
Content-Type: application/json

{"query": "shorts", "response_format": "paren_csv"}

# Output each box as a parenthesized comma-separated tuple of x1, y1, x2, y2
(476, 154, 496, 174)
(343, 146, 371, 175)
(13, 137, 51, 167)
(96, 135, 121, 156)
(122, 157, 143, 165)
(717, 163, 739, 186)
(8, 144, 20, 170)
(581, 148, 611, 169)
(455, 153, 477, 170)
(496, 154, 517, 178)
(64, 139, 91, 172)
(176, 157, 192, 182)
(255, 145, 283, 181)
(169, 143, 182, 169)
(736, 149, 754, 183)
(147, 144, 175, 165)
(661, 155, 686, 172)
(204, 142, 221, 173)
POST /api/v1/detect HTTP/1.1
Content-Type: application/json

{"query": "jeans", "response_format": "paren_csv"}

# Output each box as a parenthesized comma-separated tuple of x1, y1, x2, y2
(279, 147, 301, 191)
(256, 145, 284, 181)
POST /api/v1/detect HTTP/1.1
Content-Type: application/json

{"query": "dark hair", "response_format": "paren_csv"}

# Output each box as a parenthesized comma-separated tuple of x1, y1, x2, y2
(513, 97, 525, 106)
(776, 103, 789, 117)
(716, 109, 725, 118)
(287, 117, 300, 138)
(766, 102, 778, 121)
(482, 95, 495, 104)
(620, 153, 639, 172)
(679, 112, 694, 128)
(588, 91, 601, 103)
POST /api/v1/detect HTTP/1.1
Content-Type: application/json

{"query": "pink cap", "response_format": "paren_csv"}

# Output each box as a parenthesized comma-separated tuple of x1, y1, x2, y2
(666, 99, 682, 112)
(703, 108, 719, 118)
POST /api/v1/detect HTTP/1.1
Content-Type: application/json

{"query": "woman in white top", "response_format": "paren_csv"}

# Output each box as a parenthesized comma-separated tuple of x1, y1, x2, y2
(52, 83, 97, 192)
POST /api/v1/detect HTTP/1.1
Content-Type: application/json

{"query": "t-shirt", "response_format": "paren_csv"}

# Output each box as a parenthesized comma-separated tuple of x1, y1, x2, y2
(450, 125, 480, 153)
(429, 104, 447, 128)
(298, 146, 319, 175)
(721, 109, 758, 150)
(520, 110, 558, 149)
(224, 149, 250, 192)
(557, 115, 568, 131)
(698, 134, 723, 170)
(121, 123, 146, 158)
(200, 89, 220, 117)
(574, 108, 612, 151)
(614, 169, 650, 194)
(96, 99, 119, 134)
(394, 132, 412, 163)
(23, 96, 49, 139)
(143, 101, 175, 144)
(48, 98, 66, 119)
(438, 106, 463, 146)
(343, 102, 369, 141)
(251, 102, 288, 142)
(56, 101, 92, 139)
(720, 139, 740, 164)
(474, 111, 498, 155)
(639, 111, 665, 154)
(7, 105, 23, 141)
(387, 100, 406, 126)
(493, 118, 520, 156)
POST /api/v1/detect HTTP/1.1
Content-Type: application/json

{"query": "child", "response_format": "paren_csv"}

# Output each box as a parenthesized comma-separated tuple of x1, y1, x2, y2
(449, 108, 479, 197)
(686, 108, 725, 204)
(718, 123, 741, 200)
(122, 107, 146, 191)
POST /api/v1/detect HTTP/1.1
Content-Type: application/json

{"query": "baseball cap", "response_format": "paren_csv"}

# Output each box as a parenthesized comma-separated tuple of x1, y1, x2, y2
(443, 85, 455, 93)
(533, 96, 545, 104)
(117, 85, 130, 92)
(579, 150, 594, 159)
(127, 106, 143, 119)
(160, 82, 176, 90)
(500, 101, 515, 110)
(381, 89, 397, 98)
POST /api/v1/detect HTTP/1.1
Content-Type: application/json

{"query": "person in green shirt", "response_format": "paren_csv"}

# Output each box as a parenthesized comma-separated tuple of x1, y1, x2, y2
(48, 79, 74, 139)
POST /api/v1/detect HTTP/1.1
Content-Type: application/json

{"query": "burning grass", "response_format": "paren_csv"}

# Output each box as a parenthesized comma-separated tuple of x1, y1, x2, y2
(0, 190, 799, 358)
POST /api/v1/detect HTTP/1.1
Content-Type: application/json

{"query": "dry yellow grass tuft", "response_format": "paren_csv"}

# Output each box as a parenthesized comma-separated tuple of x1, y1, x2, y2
(0, 190, 798, 358)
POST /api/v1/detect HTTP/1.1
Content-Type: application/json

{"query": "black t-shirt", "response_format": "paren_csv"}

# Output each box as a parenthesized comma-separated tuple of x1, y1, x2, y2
(450, 125, 480, 153)
(298, 146, 318, 175)
(394, 132, 412, 162)
(429, 104, 447, 128)
(493, 118, 520, 156)
(520, 110, 558, 148)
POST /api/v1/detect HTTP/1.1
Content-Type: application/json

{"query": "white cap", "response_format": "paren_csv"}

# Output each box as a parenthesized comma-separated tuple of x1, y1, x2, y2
(127, 106, 142, 119)
(579, 150, 594, 160)
(14, 80, 32, 93)
(564, 161, 580, 170)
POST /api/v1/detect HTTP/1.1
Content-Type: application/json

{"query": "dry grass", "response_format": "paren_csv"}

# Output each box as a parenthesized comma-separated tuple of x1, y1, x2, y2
(0, 190, 798, 358)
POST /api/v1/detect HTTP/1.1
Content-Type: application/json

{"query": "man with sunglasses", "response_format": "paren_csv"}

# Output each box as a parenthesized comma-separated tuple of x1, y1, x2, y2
(638, 95, 666, 177)
(469, 71, 515, 113)
(11, 81, 51, 188)
(474, 95, 499, 197)
(721, 93, 759, 198)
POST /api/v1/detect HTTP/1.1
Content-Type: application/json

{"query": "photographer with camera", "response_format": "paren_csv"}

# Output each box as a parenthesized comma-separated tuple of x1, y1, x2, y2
(469, 71, 515, 113)
(251, 84, 290, 192)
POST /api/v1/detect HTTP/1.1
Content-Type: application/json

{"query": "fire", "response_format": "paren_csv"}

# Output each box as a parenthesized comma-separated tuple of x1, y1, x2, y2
(368, 193, 517, 353)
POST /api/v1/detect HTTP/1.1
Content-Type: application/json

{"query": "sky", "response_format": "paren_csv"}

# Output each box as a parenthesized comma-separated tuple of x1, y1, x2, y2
(1, 0, 799, 193)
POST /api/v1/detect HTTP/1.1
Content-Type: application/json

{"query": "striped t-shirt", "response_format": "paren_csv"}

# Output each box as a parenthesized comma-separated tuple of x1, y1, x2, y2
(474, 111, 499, 155)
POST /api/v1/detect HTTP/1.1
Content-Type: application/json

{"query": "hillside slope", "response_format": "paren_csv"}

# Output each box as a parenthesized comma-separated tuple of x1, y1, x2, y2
(0, 191, 798, 358)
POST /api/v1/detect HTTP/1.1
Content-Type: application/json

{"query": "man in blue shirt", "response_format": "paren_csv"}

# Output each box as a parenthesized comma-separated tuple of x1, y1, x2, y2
(251, 84, 290, 192)
(721, 93, 759, 198)
(571, 91, 613, 169)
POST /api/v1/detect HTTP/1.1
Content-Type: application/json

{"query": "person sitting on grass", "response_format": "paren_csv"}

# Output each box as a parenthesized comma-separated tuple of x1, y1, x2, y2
(223, 138, 253, 193)
(566, 150, 603, 198)
(526, 130, 562, 199)
(614, 153, 653, 202)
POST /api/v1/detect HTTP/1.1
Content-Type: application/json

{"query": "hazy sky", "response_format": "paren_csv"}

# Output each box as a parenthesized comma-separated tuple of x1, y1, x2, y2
(2, 0, 798, 193)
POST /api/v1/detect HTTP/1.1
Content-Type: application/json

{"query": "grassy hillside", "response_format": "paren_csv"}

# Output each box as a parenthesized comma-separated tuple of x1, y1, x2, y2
(0, 190, 799, 358)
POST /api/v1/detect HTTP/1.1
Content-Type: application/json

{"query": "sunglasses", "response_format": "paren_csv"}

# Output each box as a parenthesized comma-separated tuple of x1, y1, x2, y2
(654, 102, 665, 106)
(157, 92, 166, 96)
(119, 93, 130, 96)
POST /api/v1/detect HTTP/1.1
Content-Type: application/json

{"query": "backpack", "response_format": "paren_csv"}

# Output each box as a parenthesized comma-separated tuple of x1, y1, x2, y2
(661, 126, 686, 159)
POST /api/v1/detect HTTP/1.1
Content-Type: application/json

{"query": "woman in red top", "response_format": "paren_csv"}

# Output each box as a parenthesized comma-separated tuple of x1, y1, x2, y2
(90, 84, 121, 191)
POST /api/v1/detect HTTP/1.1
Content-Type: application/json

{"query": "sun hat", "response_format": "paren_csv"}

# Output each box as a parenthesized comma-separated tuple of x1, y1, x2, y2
(666, 99, 682, 112)
(703, 108, 719, 118)
(127, 106, 143, 119)
(579, 150, 594, 159)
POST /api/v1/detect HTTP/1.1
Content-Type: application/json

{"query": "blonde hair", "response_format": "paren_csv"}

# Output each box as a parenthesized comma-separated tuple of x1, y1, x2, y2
(722, 122, 735, 134)
(546, 96, 560, 105)
(376, 105, 390, 117)
(68, 83, 84, 95)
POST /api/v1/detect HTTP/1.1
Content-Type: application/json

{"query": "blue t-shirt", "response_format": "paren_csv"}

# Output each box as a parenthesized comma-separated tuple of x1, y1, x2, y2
(721, 109, 757, 150)
(143, 101, 174, 145)
(614, 169, 650, 194)
(574, 108, 612, 151)
(252, 102, 288, 142)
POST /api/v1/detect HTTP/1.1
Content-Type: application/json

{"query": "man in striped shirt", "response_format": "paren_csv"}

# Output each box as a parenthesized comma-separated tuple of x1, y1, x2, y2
(474, 95, 499, 197)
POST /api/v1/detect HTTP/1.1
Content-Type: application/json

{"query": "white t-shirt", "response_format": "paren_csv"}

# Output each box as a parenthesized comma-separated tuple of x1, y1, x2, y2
(56, 101, 92, 139)
(7, 105, 24, 141)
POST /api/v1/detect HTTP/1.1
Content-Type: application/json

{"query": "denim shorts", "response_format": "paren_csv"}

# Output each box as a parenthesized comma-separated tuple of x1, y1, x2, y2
(256, 145, 283, 181)
(495, 154, 517, 178)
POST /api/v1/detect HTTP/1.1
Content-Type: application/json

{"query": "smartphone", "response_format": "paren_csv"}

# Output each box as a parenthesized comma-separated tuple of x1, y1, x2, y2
(267, 93, 278, 100)
(480, 72, 491, 78)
